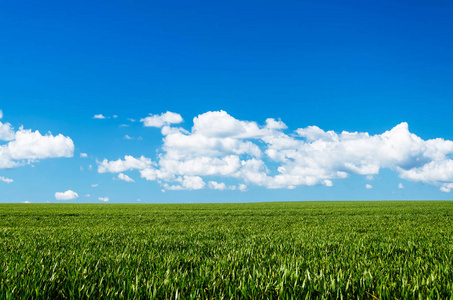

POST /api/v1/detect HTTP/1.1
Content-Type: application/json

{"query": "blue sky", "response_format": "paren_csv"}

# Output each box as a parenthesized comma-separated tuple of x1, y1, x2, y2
(1, 0, 452, 203)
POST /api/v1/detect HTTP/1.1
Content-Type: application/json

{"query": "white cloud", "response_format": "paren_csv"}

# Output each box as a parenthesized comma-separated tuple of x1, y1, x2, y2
(85, 194, 91, 198)
(208, 181, 227, 190)
(398, 183, 404, 189)
(164, 175, 205, 190)
(0, 176, 13, 183)
(97, 110, 453, 192)
(93, 114, 107, 119)
(113, 115, 118, 118)
(366, 184, 373, 189)
(0, 110, 2, 119)
(91, 184, 98, 187)
(124, 135, 132, 140)
(440, 183, 453, 193)
(192, 110, 263, 138)
(238, 184, 247, 191)
(323, 180, 333, 187)
(0, 122, 74, 169)
(55, 190, 79, 200)
(7, 128, 74, 160)
(141, 111, 183, 128)
(98, 155, 152, 173)
(80, 153, 88, 158)
(98, 197, 109, 202)
(0, 121, 15, 141)
(118, 173, 135, 182)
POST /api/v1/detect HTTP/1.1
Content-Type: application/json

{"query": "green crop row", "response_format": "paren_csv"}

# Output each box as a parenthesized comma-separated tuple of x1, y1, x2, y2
(1, 201, 452, 299)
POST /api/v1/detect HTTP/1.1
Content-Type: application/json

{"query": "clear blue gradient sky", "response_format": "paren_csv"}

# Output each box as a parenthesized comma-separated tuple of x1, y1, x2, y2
(1, 0, 452, 203)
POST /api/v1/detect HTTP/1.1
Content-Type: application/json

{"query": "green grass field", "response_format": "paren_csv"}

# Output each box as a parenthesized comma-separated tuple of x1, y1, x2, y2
(1, 201, 453, 299)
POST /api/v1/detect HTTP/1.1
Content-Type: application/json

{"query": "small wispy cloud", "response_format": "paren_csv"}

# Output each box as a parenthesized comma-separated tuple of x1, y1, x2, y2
(80, 153, 88, 158)
(118, 173, 135, 182)
(93, 114, 107, 119)
(365, 184, 373, 189)
(0, 176, 13, 183)
(98, 197, 109, 202)
(398, 183, 404, 189)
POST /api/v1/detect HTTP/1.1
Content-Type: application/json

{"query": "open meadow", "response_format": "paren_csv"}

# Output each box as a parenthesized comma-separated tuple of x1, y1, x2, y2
(1, 201, 453, 299)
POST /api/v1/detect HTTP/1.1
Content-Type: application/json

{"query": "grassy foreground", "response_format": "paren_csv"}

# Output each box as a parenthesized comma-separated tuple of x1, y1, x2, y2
(1, 201, 453, 299)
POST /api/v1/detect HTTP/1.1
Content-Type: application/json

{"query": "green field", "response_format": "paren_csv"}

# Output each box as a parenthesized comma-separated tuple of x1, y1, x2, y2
(1, 201, 453, 299)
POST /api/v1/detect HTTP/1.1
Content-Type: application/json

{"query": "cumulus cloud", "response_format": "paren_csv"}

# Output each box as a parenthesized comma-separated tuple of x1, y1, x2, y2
(141, 111, 183, 128)
(55, 190, 79, 200)
(98, 155, 152, 173)
(0, 121, 15, 141)
(93, 114, 107, 119)
(118, 173, 135, 182)
(97, 110, 453, 192)
(6, 128, 73, 161)
(0, 176, 13, 183)
(208, 181, 227, 190)
(0, 113, 74, 169)
(98, 197, 109, 202)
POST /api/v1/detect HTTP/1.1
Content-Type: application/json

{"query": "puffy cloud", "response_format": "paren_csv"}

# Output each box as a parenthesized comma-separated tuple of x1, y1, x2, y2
(141, 111, 183, 128)
(118, 173, 135, 182)
(192, 110, 262, 138)
(0, 121, 15, 141)
(164, 175, 206, 190)
(440, 183, 453, 193)
(98, 197, 109, 202)
(238, 184, 247, 192)
(398, 183, 404, 189)
(98, 110, 453, 192)
(98, 155, 152, 173)
(0, 114, 74, 169)
(7, 128, 73, 160)
(55, 190, 79, 200)
(366, 184, 373, 189)
(0, 176, 13, 183)
(208, 181, 227, 190)
(93, 114, 106, 119)
(80, 153, 88, 158)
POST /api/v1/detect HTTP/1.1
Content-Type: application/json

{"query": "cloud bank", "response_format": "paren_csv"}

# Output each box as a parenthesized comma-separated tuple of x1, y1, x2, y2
(98, 110, 453, 192)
